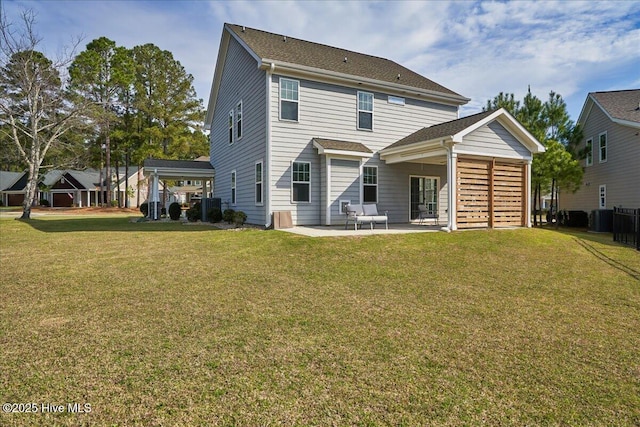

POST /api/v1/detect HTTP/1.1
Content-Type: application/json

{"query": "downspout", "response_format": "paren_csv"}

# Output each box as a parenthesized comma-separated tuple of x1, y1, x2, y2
(264, 62, 275, 227)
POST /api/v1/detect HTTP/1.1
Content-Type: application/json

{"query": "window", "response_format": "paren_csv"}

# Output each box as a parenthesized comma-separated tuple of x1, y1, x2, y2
(363, 166, 377, 203)
(280, 78, 299, 121)
(388, 95, 405, 106)
(357, 91, 373, 130)
(231, 170, 236, 205)
(585, 138, 593, 166)
(236, 101, 243, 140)
(599, 132, 607, 163)
(255, 161, 263, 205)
(292, 161, 310, 202)
(228, 110, 234, 144)
(599, 185, 606, 209)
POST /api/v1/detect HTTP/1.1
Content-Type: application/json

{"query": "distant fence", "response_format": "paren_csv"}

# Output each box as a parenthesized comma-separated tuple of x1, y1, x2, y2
(613, 207, 640, 251)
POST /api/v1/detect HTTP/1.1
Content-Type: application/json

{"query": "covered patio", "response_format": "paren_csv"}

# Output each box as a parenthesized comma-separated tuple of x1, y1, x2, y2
(143, 158, 215, 220)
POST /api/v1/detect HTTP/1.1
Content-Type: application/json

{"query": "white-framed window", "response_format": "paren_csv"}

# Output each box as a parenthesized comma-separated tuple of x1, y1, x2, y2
(585, 138, 593, 166)
(599, 132, 607, 163)
(599, 184, 606, 209)
(291, 161, 310, 203)
(236, 101, 243, 140)
(255, 161, 263, 205)
(231, 170, 236, 205)
(388, 95, 405, 106)
(363, 166, 377, 203)
(228, 109, 234, 144)
(280, 78, 299, 121)
(357, 91, 373, 130)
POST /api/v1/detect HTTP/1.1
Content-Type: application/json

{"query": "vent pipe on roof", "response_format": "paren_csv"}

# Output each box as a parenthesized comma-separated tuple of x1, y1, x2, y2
(242, 26, 245, 32)
(397, 74, 401, 80)
(344, 57, 348, 63)
(283, 35, 286, 42)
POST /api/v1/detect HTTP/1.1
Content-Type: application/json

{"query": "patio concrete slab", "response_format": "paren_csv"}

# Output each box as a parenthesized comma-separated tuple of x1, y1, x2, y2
(280, 223, 444, 237)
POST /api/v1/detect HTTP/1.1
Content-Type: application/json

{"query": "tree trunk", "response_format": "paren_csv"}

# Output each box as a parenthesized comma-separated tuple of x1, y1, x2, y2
(20, 163, 39, 220)
(125, 150, 130, 208)
(537, 183, 543, 226)
(105, 121, 111, 207)
(533, 184, 539, 227)
(115, 154, 121, 208)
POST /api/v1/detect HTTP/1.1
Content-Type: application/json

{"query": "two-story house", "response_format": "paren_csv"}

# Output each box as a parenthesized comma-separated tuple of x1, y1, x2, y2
(560, 89, 640, 213)
(205, 24, 544, 229)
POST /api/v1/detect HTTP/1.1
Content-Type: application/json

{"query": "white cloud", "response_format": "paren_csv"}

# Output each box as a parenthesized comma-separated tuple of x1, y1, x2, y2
(4, 0, 639, 119)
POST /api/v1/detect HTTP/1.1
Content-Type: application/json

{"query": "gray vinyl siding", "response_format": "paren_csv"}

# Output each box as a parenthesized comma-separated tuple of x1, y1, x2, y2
(561, 104, 640, 212)
(329, 159, 360, 225)
(269, 74, 457, 225)
(209, 36, 267, 224)
(456, 122, 531, 159)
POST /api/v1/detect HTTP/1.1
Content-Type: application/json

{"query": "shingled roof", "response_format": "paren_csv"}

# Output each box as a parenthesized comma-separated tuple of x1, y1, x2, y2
(385, 110, 496, 150)
(226, 24, 466, 100)
(590, 89, 640, 124)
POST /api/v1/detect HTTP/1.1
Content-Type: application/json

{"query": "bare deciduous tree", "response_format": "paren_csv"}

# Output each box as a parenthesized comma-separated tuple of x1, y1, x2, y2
(0, 8, 85, 218)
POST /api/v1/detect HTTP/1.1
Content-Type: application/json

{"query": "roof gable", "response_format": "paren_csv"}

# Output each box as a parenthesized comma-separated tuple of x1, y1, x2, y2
(579, 89, 640, 129)
(206, 24, 469, 127)
(381, 108, 545, 160)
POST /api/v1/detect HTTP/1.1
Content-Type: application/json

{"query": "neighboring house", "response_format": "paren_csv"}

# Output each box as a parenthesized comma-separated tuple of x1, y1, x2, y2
(205, 24, 544, 229)
(561, 89, 640, 213)
(0, 171, 24, 206)
(0, 168, 145, 208)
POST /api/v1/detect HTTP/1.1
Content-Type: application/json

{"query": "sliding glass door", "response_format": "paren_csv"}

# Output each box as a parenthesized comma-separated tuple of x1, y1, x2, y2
(410, 176, 438, 220)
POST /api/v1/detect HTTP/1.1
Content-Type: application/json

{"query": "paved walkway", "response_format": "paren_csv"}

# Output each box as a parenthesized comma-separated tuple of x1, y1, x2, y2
(281, 223, 445, 237)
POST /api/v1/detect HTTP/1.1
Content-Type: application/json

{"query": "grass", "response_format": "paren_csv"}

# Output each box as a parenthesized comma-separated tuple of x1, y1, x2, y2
(1, 215, 639, 426)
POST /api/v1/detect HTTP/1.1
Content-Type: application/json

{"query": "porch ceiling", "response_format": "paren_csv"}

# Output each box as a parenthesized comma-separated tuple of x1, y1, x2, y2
(380, 142, 447, 165)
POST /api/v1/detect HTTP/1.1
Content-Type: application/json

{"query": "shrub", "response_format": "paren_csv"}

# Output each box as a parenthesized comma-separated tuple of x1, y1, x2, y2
(223, 209, 235, 224)
(161, 207, 167, 217)
(169, 202, 182, 220)
(140, 202, 149, 217)
(207, 207, 222, 223)
(110, 200, 118, 207)
(233, 211, 247, 227)
(186, 202, 201, 222)
(39, 199, 50, 207)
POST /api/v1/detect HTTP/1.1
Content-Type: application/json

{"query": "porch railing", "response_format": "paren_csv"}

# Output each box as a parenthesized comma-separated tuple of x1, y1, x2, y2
(613, 207, 640, 251)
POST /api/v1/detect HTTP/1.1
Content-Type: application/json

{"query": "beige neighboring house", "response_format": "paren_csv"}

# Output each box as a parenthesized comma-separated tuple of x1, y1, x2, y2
(561, 89, 640, 212)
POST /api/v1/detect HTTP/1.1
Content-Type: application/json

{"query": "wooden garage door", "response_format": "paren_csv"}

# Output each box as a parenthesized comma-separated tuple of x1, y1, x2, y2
(457, 158, 525, 229)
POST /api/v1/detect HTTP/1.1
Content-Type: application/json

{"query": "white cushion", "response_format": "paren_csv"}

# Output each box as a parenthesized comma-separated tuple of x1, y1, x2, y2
(362, 204, 378, 215)
(347, 204, 364, 215)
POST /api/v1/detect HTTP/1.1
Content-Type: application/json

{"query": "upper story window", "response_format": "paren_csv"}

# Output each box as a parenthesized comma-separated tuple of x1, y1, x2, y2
(228, 109, 234, 144)
(236, 101, 243, 140)
(363, 166, 377, 203)
(291, 161, 310, 203)
(357, 91, 373, 130)
(585, 138, 593, 166)
(599, 132, 607, 163)
(280, 78, 299, 121)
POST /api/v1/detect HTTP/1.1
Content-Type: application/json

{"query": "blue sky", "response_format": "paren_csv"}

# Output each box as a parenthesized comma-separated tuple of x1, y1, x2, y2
(4, 0, 640, 122)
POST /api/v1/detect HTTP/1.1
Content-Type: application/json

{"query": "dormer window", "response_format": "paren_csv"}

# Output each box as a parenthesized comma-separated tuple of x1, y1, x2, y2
(280, 78, 299, 121)
(357, 91, 373, 130)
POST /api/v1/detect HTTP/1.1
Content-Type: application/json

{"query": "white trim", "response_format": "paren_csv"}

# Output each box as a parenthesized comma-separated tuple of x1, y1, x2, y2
(598, 131, 607, 163)
(279, 77, 299, 122)
(357, 90, 374, 131)
(291, 161, 311, 203)
(325, 157, 332, 225)
(265, 65, 273, 227)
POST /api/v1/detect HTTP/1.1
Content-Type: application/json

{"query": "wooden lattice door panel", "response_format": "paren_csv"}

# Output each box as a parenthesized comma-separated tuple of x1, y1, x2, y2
(457, 158, 490, 228)
(492, 162, 525, 227)
(457, 158, 526, 229)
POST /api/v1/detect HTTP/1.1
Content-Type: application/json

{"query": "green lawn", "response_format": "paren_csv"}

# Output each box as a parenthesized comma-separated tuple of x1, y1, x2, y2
(1, 215, 639, 426)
